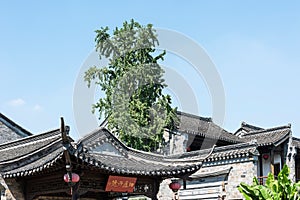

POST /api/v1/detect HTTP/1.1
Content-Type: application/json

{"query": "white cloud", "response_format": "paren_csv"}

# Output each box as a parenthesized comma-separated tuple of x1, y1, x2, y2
(8, 98, 25, 107)
(33, 104, 43, 111)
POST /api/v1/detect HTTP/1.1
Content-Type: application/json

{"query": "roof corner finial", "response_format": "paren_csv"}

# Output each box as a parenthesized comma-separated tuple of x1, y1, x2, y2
(60, 117, 69, 143)
(60, 117, 65, 133)
(288, 123, 291, 128)
(205, 144, 216, 159)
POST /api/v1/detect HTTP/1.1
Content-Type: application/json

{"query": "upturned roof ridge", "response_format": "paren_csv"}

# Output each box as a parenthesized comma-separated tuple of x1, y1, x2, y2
(241, 121, 264, 130)
(80, 127, 213, 162)
(0, 128, 61, 150)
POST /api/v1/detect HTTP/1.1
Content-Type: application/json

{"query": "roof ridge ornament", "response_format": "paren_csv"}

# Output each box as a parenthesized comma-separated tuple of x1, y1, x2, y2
(60, 117, 70, 144)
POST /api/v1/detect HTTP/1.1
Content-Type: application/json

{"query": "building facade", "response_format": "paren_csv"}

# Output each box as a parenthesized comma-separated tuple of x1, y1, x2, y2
(0, 116, 212, 200)
(163, 112, 297, 200)
(0, 113, 32, 200)
(0, 112, 300, 200)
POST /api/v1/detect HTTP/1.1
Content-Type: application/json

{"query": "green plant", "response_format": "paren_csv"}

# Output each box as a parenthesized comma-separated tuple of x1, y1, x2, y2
(238, 164, 300, 200)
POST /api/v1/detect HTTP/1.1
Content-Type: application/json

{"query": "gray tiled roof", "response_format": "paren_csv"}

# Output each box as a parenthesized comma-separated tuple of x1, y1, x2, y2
(292, 137, 300, 149)
(234, 122, 264, 135)
(168, 141, 259, 160)
(2, 148, 64, 178)
(76, 128, 212, 177)
(0, 113, 32, 137)
(176, 112, 291, 147)
(0, 129, 64, 178)
(0, 127, 212, 178)
(0, 113, 32, 145)
(0, 114, 293, 180)
(176, 111, 242, 143)
(241, 125, 291, 146)
(205, 142, 259, 161)
(0, 129, 61, 163)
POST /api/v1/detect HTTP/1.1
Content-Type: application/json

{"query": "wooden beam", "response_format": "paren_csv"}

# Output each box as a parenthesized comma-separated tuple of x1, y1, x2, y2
(270, 147, 275, 175)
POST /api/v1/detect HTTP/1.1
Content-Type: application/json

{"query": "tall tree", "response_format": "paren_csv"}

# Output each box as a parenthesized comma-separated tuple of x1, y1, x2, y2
(84, 19, 178, 152)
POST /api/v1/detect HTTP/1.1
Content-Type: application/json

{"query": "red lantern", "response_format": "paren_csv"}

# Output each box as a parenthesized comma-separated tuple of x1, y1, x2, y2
(186, 147, 191, 152)
(263, 154, 269, 160)
(63, 173, 80, 183)
(169, 180, 181, 192)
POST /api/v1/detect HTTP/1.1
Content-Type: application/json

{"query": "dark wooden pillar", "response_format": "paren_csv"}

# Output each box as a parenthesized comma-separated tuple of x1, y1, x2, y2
(71, 182, 80, 200)
(259, 152, 263, 184)
(152, 179, 161, 200)
(183, 179, 187, 190)
(270, 148, 275, 175)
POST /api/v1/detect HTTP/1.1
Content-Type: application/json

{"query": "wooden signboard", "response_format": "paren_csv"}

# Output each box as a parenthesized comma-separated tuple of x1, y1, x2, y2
(105, 175, 137, 193)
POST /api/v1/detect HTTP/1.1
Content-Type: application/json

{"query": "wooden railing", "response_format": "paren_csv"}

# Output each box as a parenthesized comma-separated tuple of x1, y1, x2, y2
(257, 176, 268, 185)
(257, 176, 278, 185)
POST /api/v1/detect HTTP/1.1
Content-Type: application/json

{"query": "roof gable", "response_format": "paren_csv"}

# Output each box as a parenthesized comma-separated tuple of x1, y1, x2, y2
(176, 111, 242, 144)
(292, 137, 300, 149)
(240, 124, 291, 146)
(0, 113, 32, 144)
(98, 111, 243, 144)
(91, 142, 124, 157)
(234, 122, 264, 137)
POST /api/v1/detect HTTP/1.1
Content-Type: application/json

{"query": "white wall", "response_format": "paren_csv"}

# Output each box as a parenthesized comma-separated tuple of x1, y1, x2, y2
(262, 153, 281, 177)
(274, 153, 281, 168)
(262, 153, 271, 177)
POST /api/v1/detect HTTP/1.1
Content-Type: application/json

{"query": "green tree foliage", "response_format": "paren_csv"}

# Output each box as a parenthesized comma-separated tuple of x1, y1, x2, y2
(238, 164, 300, 200)
(84, 19, 178, 152)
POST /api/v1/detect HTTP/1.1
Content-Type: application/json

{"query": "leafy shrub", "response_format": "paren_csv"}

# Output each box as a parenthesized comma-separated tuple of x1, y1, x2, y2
(238, 164, 300, 200)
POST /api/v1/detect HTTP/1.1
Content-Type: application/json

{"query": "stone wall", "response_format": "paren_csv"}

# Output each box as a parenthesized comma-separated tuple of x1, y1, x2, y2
(157, 157, 257, 200)
(286, 138, 297, 182)
(157, 157, 258, 200)
(226, 161, 257, 199)
(196, 158, 257, 200)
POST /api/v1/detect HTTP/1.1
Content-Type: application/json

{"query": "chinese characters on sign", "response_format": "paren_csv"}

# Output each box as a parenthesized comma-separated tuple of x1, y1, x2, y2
(105, 176, 137, 192)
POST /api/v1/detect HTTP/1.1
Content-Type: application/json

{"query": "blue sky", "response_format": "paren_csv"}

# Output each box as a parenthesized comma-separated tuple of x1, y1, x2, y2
(1, 1, 300, 139)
